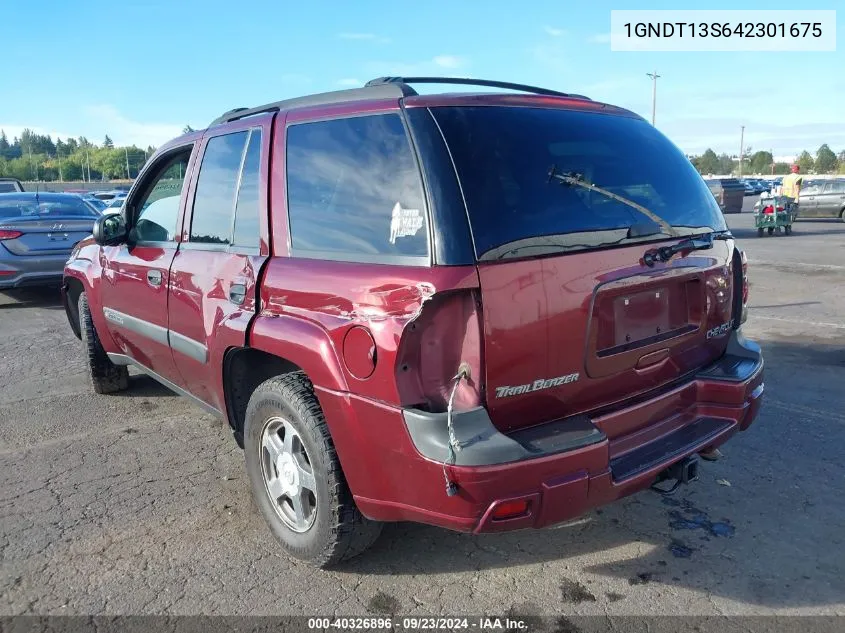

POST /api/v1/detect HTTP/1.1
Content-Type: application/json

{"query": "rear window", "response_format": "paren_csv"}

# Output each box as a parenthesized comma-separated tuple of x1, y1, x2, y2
(0, 182, 21, 193)
(431, 106, 726, 258)
(0, 196, 98, 219)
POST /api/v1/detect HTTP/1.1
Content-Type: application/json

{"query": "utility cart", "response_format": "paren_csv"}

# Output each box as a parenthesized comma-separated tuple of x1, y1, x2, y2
(753, 194, 796, 236)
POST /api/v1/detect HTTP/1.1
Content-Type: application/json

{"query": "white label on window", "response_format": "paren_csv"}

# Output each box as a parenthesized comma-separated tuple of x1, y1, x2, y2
(389, 202, 423, 244)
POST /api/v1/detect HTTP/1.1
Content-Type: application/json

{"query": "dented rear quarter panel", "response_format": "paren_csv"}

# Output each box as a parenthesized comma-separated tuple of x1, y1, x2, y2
(251, 258, 479, 403)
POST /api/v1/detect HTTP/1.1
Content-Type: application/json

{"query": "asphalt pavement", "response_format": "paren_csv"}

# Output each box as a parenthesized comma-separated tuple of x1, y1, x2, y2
(1, 203, 843, 618)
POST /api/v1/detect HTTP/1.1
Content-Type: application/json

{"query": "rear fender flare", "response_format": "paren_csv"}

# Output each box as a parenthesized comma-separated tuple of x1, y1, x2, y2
(248, 314, 349, 393)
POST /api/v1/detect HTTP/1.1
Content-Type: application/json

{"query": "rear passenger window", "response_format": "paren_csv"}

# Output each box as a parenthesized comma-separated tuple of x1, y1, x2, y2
(232, 130, 262, 249)
(190, 131, 248, 244)
(286, 113, 429, 261)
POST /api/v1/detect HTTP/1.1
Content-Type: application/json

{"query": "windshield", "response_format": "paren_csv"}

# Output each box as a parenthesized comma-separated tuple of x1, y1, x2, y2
(430, 106, 727, 258)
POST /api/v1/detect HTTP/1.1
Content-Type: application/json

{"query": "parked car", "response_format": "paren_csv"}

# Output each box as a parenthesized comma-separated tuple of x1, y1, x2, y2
(63, 77, 763, 566)
(741, 180, 756, 195)
(0, 192, 101, 289)
(797, 179, 845, 220)
(73, 194, 108, 212)
(102, 194, 127, 211)
(705, 178, 746, 212)
(0, 178, 24, 193)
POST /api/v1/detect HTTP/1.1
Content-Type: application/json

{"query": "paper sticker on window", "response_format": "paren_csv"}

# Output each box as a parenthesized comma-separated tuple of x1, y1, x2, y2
(389, 202, 423, 244)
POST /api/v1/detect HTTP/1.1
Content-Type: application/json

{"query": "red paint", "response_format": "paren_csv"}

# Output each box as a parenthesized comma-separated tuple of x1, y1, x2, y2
(64, 90, 764, 537)
(342, 327, 377, 380)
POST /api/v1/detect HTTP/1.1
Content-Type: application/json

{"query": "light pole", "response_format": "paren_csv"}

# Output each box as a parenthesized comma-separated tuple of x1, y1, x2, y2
(646, 70, 660, 126)
(738, 125, 745, 177)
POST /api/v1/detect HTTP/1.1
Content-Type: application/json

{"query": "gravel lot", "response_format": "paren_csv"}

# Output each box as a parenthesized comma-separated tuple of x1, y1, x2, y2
(1, 203, 843, 618)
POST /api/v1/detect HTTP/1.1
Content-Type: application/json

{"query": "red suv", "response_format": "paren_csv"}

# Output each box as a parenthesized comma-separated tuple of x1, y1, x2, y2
(63, 77, 764, 566)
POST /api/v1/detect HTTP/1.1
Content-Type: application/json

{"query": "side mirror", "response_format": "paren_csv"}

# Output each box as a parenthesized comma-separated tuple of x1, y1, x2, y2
(93, 212, 128, 246)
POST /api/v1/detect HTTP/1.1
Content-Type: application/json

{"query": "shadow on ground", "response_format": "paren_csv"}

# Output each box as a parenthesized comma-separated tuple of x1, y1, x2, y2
(0, 286, 64, 309)
(332, 337, 845, 609)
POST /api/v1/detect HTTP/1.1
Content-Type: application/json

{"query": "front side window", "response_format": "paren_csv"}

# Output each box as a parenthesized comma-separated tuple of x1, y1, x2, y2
(190, 131, 249, 245)
(132, 149, 191, 242)
(286, 113, 429, 261)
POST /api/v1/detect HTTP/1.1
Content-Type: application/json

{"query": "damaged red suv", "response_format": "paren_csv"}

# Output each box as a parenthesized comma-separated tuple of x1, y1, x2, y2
(63, 77, 764, 566)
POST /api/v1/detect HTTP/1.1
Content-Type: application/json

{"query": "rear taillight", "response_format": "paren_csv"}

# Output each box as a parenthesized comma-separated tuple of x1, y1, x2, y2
(740, 250, 749, 324)
(0, 229, 23, 240)
(731, 248, 749, 328)
(395, 290, 483, 412)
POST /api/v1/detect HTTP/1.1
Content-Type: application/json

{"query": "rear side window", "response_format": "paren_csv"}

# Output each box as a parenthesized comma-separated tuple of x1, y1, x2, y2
(824, 181, 845, 193)
(431, 106, 727, 259)
(286, 113, 429, 262)
(190, 131, 248, 244)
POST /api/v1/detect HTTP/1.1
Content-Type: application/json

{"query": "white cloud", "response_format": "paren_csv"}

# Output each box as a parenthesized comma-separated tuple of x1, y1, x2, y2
(433, 55, 465, 69)
(589, 32, 611, 44)
(336, 78, 362, 87)
(82, 105, 183, 148)
(544, 26, 565, 37)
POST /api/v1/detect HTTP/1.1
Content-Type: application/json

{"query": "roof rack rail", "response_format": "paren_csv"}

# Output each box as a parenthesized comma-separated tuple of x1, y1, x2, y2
(209, 83, 417, 127)
(365, 76, 591, 100)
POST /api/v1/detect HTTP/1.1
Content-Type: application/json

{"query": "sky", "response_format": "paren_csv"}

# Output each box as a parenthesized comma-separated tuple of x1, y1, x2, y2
(3, 0, 843, 159)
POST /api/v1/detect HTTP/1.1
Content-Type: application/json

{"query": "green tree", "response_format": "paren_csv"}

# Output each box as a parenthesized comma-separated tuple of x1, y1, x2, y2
(717, 153, 736, 175)
(815, 144, 837, 173)
(772, 162, 791, 175)
(103, 135, 114, 149)
(749, 151, 773, 174)
(0, 130, 9, 159)
(796, 150, 815, 173)
(696, 148, 720, 174)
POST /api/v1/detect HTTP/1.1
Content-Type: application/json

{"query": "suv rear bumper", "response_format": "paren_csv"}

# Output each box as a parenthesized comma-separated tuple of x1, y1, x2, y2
(319, 330, 763, 534)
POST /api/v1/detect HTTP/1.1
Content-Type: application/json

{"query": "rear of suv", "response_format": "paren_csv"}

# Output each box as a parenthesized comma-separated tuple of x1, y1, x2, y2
(63, 77, 764, 566)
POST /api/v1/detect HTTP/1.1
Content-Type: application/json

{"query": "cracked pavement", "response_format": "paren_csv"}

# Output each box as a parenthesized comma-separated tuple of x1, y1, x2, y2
(1, 208, 843, 617)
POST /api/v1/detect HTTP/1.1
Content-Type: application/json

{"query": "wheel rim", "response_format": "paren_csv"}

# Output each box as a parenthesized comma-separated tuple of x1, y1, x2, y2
(260, 416, 318, 533)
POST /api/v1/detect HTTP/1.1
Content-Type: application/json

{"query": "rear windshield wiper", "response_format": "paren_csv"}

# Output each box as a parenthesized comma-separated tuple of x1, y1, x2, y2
(547, 166, 681, 238)
(642, 230, 732, 267)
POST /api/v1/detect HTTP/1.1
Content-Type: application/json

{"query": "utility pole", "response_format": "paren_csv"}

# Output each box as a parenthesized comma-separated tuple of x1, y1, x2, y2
(738, 126, 745, 177)
(125, 146, 131, 179)
(646, 70, 660, 126)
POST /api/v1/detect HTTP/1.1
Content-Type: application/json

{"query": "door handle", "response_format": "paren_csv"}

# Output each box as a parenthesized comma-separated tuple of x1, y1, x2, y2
(229, 283, 246, 305)
(147, 270, 162, 287)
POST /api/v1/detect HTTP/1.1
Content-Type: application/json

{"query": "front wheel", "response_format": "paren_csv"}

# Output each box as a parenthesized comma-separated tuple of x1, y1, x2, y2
(757, 227, 764, 237)
(78, 292, 129, 394)
(243, 373, 382, 567)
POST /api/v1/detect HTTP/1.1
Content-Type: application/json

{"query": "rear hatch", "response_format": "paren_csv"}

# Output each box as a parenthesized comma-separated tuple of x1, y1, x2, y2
(0, 196, 98, 256)
(430, 104, 737, 434)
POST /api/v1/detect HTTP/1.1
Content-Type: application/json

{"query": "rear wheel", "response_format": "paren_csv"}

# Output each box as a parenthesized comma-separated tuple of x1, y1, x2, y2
(767, 227, 774, 235)
(243, 373, 382, 567)
(78, 292, 129, 394)
(840, 208, 845, 223)
(757, 227, 764, 237)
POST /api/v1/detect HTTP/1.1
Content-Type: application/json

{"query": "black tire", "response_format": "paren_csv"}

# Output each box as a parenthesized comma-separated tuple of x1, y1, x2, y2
(244, 373, 382, 567)
(78, 292, 129, 394)
(757, 227, 764, 237)
(767, 227, 774, 235)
